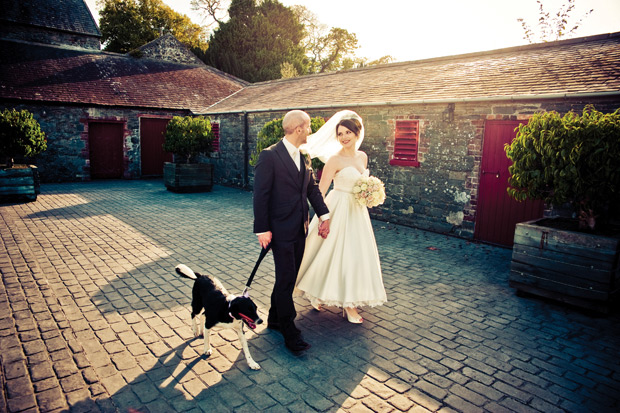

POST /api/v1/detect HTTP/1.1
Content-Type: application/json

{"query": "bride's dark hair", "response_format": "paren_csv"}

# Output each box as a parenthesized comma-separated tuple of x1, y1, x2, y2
(336, 118, 362, 137)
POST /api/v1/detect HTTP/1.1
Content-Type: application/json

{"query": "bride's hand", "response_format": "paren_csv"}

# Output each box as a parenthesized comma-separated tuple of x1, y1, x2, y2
(318, 219, 330, 239)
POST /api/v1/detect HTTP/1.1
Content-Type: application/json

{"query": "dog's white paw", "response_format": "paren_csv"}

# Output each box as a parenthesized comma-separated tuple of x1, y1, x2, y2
(248, 360, 261, 370)
(205, 347, 213, 356)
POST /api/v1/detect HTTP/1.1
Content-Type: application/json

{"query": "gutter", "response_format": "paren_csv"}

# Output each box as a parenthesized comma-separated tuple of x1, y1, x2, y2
(199, 91, 620, 115)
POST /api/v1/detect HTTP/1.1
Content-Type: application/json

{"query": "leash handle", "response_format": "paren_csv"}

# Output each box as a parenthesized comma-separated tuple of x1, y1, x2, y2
(243, 244, 271, 295)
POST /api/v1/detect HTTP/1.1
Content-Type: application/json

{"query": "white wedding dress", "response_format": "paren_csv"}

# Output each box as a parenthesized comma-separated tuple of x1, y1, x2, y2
(295, 166, 387, 308)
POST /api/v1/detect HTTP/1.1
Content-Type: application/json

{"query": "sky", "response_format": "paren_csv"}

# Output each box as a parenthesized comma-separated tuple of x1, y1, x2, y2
(84, 0, 620, 62)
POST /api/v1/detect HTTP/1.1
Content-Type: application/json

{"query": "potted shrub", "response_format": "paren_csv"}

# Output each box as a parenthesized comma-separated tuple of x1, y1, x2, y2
(504, 106, 620, 312)
(0, 108, 47, 202)
(163, 115, 215, 192)
(250, 115, 326, 173)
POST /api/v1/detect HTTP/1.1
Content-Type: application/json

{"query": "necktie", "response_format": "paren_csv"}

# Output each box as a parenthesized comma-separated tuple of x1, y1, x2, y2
(292, 150, 300, 171)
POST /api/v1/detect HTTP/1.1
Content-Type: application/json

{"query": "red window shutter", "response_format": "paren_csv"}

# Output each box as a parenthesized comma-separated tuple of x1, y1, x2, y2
(390, 120, 420, 167)
(211, 122, 220, 152)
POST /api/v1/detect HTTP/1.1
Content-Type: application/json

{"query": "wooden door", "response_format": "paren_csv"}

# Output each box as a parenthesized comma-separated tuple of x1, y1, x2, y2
(89, 122, 124, 179)
(474, 120, 544, 247)
(141, 118, 172, 176)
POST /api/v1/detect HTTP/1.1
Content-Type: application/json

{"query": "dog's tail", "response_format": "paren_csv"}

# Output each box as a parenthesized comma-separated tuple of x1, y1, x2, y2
(175, 264, 198, 280)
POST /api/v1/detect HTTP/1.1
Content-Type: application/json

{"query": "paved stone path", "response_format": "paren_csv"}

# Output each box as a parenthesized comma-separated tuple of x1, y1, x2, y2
(1, 180, 619, 412)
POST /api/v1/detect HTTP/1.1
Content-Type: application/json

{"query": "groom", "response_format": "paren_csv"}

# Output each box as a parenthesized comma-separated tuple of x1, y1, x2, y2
(253, 110, 330, 353)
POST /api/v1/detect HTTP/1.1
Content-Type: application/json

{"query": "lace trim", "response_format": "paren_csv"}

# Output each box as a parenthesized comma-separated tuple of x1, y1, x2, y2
(298, 291, 386, 309)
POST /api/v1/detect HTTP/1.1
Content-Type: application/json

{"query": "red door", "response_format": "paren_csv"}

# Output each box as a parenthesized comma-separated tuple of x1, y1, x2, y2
(141, 118, 172, 176)
(474, 120, 544, 247)
(89, 122, 124, 179)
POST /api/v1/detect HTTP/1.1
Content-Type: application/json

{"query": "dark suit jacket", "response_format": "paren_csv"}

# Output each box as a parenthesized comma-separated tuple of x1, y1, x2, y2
(253, 140, 328, 242)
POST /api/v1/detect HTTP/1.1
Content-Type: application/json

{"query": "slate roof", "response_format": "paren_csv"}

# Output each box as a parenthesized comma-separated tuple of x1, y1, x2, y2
(205, 32, 620, 114)
(0, 39, 247, 113)
(0, 0, 100, 38)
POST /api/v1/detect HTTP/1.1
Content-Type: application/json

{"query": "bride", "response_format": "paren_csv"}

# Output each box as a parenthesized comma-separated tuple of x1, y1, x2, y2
(295, 110, 387, 323)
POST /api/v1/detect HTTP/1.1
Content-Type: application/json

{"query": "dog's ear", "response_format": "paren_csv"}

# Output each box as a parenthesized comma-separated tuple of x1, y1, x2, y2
(231, 297, 259, 319)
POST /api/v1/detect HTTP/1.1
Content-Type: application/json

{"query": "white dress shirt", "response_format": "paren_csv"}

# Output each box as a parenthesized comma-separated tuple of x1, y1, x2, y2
(282, 137, 301, 170)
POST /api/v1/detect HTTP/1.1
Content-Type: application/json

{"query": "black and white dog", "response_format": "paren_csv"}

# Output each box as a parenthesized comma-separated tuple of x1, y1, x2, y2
(175, 264, 262, 370)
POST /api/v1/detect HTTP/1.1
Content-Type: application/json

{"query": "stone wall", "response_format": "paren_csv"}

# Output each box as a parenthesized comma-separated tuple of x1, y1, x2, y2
(206, 97, 620, 239)
(0, 23, 100, 50)
(4, 96, 618, 240)
(0, 102, 187, 182)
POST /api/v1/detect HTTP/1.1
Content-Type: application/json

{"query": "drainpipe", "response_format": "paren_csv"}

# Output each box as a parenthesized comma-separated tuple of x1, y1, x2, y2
(243, 111, 249, 189)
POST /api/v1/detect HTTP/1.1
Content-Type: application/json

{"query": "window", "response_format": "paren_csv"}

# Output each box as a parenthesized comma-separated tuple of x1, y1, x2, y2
(390, 120, 420, 167)
(211, 122, 220, 152)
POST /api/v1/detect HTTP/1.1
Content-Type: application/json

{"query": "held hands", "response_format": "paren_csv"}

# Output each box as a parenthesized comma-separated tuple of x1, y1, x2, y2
(318, 219, 330, 239)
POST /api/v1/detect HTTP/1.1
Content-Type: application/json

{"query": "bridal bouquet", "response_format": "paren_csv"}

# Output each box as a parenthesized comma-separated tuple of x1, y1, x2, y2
(353, 175, 386, 208)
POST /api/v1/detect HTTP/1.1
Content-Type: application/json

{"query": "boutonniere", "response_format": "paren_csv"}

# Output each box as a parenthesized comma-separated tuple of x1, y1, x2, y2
(300, 148, 311, 165)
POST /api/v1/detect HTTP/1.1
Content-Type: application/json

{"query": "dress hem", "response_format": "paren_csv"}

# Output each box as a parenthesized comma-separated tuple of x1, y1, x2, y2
(296, 290, 386, 309)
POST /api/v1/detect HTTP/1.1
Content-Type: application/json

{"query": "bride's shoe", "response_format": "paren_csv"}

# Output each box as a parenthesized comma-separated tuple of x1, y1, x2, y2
(312, 302, 323, 311)
(343, 307, 363, 324)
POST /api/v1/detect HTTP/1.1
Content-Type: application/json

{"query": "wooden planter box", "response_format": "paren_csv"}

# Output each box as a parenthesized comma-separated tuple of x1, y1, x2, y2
(164, 162, 213, 193)
(510, 218, 620, 313)
(0, 164, 40, 202)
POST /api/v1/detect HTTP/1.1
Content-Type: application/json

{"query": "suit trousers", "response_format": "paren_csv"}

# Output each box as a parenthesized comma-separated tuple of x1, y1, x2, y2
(268, 228, 306, 341)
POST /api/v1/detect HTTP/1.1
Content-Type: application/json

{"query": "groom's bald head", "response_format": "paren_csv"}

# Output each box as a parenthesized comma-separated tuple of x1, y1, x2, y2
(283, 110, 310, 135)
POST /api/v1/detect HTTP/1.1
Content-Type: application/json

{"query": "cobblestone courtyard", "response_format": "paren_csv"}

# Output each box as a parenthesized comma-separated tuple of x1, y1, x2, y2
(1, 180, 619, 412)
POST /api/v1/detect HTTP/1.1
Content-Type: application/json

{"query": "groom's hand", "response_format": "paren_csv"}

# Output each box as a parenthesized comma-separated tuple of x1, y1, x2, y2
(318, 219, 330, 239)
(257, 232, 272, 249)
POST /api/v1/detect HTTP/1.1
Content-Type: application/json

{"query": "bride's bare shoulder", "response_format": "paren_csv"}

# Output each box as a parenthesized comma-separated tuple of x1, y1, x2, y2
(326, 154, 345, 166)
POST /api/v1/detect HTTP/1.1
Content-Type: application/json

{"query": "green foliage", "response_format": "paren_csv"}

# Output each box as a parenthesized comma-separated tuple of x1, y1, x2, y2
(308, 27, 359, 73)
(505, 106, 620, 229)
(100, 0, 209, 53)
(250, 116, 326, 170)
(292, 5, 376, 74)
(204, 0, 307, 82)
(163, 116, 214, 163)
(0, 108, 47, 166)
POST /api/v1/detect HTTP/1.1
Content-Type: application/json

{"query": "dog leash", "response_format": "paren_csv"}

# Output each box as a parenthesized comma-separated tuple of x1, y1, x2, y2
(242, 244, 271, 297)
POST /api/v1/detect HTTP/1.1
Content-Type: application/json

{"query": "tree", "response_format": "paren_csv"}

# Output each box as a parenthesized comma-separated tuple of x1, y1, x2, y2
(191, 0, 231, 29)
(293, 6, 357, 73)
(311, 27, 359, 73)
(99, 0, 209, 53)
(360, 55, 395, 67)
(291, 5, 393, 74)
(204, 0, 307, 82)
(517, 0, 593, 43)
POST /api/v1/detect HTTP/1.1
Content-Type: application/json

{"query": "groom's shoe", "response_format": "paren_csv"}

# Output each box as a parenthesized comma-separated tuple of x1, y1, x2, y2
(285, 337, 311, 353)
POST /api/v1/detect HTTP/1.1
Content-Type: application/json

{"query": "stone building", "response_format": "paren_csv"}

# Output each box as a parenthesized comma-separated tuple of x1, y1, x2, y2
(0, 0, 246, 181)
(1, 0, 619, 246)
(201, 33, 620, 246)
